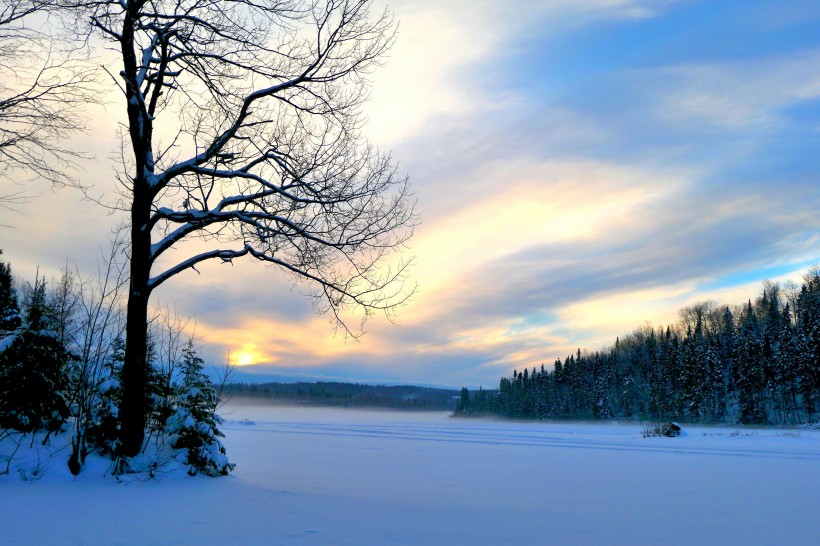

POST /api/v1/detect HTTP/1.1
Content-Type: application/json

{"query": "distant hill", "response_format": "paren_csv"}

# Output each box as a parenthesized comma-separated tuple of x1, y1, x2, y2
(222, 381, 460, 411)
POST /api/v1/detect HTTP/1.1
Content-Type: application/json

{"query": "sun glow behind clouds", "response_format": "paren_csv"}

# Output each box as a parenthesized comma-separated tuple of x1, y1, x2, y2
(232, 350, 260, 367)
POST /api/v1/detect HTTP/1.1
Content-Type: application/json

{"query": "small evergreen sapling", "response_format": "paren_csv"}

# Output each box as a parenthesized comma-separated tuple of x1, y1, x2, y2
(145, 336, 176, 437)
(166, 340, 234, 476)
(86, 337, 125, 456)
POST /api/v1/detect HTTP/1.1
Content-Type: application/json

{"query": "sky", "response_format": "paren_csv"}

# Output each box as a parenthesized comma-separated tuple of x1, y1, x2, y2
(2, 0, 820, 388)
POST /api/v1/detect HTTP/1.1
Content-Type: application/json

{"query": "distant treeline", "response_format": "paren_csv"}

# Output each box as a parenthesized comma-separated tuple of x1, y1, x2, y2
(224, 381, 460, 411)
(456, 268, 820, 425)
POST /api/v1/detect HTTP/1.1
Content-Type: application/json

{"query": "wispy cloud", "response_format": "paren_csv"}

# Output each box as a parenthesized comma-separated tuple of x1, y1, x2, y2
(364, 0, 677, 144)
(635, 52, 820, 131)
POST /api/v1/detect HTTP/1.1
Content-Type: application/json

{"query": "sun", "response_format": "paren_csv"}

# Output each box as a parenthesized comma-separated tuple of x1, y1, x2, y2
(232, 350, 258, 367)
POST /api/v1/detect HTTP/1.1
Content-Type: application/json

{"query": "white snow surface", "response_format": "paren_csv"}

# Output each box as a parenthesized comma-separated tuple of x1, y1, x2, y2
(2, 404, 819, 545)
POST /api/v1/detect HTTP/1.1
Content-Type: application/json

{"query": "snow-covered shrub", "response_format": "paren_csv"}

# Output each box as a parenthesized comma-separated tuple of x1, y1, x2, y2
(641, 421, 684, 438)
(165, 340, 234, 477)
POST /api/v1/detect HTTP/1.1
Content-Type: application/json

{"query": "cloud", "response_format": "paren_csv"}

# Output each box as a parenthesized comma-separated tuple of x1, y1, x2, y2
(364, 0, 676, 145)
(394, 158, 689, 322)
(636, 52, 820, 131)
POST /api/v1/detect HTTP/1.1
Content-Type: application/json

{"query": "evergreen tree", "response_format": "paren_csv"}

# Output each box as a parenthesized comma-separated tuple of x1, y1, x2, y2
(0, 250, 21, 333)
(145, 336, 176, 436)
(86, 336, 125, 456)
(0, 278, 70, 432)
(735, 302, 767, 423)
(166, 340, 234, 476)
(796, 284, 819, 421)
(593, 353, 610, 420)
(774, 306, 799, 423)
(680, 321, 709, 421)
(457, 387, 471, 413)
(704, 335, 725, 421)
(718, 307, 736, 420)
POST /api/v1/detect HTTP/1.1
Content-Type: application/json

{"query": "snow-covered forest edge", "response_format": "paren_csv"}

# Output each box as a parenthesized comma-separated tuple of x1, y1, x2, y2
(456, 267, 820, 427)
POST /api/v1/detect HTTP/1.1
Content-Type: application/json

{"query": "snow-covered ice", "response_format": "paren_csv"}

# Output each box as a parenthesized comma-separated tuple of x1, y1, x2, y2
(2, 404, 818, 545)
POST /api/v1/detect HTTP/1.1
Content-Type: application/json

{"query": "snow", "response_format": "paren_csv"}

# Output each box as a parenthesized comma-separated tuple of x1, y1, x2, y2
(0, 333, 16, 353)
(99, 378, 119, 393)
(2, 405, 818, 545)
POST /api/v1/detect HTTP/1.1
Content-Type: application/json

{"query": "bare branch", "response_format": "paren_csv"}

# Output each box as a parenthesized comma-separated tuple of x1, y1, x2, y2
(60, 0, 415, 455)
(0, 1, 100, 190)
(67, 0, 416, 330)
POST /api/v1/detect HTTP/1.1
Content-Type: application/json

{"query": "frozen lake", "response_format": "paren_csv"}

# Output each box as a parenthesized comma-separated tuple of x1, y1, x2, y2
(3, 404, 819, 545)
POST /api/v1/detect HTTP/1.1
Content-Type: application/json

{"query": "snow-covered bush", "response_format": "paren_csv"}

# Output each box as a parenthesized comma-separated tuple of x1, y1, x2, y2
(641, 421, 684, 438)
(0, 252, 235, 479)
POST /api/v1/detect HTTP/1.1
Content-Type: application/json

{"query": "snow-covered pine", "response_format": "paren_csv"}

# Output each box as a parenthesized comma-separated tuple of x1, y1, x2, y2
(145, 335, 175, 437)
(0, 250, 21, 334)
(0, 278, 70, 433)
(593, 353, 611, 420)
(86, 337, 125, 457)
(165, 340, 234, 477)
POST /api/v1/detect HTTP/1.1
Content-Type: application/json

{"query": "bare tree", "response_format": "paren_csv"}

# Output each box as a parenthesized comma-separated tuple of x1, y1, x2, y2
(61, 235, 128, 474)
(678, 300, 719, 335)
(62, 0, 416, 456)
(783, 280, 801, 323)
(0, 0, 98, 190)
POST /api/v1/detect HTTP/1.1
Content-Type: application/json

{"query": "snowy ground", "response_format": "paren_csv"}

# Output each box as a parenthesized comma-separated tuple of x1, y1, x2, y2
(2, 404, 819, 545)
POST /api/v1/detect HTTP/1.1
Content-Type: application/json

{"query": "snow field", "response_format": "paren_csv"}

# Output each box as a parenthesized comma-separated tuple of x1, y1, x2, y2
(2, 405, 818, 545)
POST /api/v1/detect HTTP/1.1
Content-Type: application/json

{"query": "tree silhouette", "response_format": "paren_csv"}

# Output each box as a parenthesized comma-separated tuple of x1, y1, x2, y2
(60, 0, 415, 455)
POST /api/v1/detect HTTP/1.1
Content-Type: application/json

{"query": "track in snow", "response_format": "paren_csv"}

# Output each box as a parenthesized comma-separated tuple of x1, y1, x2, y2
(223, 415, 820, 462)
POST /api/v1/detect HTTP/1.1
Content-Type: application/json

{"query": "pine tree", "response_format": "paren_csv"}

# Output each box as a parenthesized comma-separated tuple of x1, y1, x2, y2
(86, 336, 125, 456)
(773, 306, 798, 423)
(718, 307, 736, 420)
(593, 353, 610, 420)
(735, 302, 768, 424)
(680, 321, 709, 421)
(457, 387, 471, 413)
(796, 284, 819, 421)
(0, 278, 70, 432)
(166, 340, 234, 476)
(0, 250, 21, 333)
(704, 335, 725, 421)
(144, 335, 178, 436)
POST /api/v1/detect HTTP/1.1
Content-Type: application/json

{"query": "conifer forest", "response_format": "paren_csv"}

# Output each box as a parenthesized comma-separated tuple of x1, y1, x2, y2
(456, 268, 820, 426)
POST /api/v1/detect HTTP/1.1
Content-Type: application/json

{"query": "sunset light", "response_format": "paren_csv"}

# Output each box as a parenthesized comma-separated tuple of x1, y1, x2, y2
(232, 351, 258, 367)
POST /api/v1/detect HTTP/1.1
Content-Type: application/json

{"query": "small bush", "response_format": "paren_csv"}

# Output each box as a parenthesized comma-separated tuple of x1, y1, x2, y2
(641, 421, 682, 438)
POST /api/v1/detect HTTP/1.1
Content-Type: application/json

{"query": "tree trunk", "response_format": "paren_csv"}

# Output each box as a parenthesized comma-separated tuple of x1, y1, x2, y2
(120, 189, 152, 457)
(118, 3, 155, 457)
